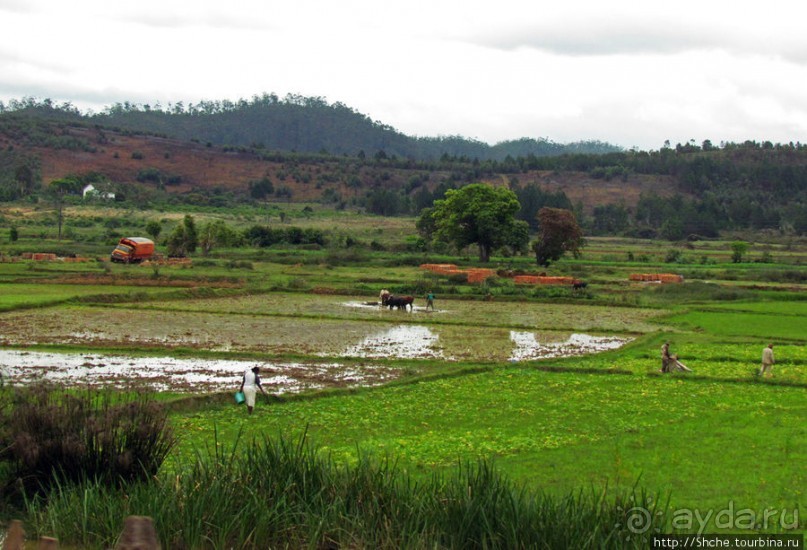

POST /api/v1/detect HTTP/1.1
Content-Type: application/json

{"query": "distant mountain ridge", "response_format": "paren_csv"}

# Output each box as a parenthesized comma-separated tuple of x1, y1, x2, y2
(0, 94, 621, 161)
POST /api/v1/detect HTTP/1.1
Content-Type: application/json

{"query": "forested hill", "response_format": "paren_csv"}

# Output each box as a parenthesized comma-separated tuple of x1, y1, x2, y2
(1, 95, 807, 237)
(0, 95, 620, 161)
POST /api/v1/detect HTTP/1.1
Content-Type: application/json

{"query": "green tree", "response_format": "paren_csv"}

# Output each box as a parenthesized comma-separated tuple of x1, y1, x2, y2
(730, 241, 749, 263)
(591, 203, 630, 235)
(14, 163, 36, 197)
(660, 217, 685, 241)
(166, 215, 198, 257)
(532, 207, 585, 267)
(423, 183, 528, 262)
(166, 224, 188, 257)
(346, 175, 362, 198)
(248, 177, 274, 200)
(47, 177, 81, 240)
(145, 220, 162, 241)
(182, 214, 198, 253)
(199, 220, 241, 255)
(415, 207, 438, 241)
(275, 185, 293, 202)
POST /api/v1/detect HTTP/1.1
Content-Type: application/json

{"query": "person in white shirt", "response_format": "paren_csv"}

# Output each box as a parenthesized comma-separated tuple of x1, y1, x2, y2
(759, 343, 775, 377)
(239, 366, 267, 414)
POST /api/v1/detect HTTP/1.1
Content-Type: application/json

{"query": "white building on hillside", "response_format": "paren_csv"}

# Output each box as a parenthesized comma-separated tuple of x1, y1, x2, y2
(82, 184, 116, 200)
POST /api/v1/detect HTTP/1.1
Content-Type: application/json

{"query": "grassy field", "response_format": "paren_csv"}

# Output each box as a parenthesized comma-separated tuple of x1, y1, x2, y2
(171, 368, 804, 516)
(1, 204, 805, 541)
(0, 282, 163, 310)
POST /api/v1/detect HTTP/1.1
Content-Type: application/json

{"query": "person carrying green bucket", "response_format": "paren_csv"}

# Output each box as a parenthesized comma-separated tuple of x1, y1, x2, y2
(238, 366, 268, 414)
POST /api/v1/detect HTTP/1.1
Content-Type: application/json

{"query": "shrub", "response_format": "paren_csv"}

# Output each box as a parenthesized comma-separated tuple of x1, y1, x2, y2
(324, 249, 369, 265)
(758, 269, 807, 283)
(647, 281, 747, 303)
(226, 260, 254, 270)
(0, 386, 175, 500)
(664, 249, 682, 263)
(730, 241, 749, 263)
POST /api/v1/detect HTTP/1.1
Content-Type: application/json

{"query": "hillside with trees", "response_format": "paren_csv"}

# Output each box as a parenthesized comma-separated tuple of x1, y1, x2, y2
(0, 96, 806, 238)
(0, 95, 619, 161)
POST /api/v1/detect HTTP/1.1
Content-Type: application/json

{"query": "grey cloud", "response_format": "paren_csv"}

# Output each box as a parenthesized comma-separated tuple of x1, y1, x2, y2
(492, 28, 719, 56)
(121, 11, 272, 31)
(468, 15, 797, 60)
(0, 0, 35, 14)
(477, 21, 729, 56)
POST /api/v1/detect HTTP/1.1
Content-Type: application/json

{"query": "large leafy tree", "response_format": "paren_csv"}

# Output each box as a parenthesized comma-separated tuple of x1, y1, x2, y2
(166, 215, 198, 257)
(532, 207, 585, 267)
(421, 183, 528, 262)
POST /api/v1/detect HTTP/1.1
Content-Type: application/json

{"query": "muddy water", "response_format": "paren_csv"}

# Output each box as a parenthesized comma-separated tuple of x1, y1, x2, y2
(509, 332, 631, 361)
(340, 324, 449, 359)
(0, 350, 399, 393)
(342, 301, 443, 314)
(336, 323, 631, 362)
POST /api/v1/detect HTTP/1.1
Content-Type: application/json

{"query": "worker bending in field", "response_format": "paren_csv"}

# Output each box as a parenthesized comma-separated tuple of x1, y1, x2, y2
(659, 341, 692, 373)
(660, 341, 672, 373)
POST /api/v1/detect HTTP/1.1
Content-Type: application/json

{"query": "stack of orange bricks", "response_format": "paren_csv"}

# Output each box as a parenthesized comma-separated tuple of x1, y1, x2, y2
(420, 263, 496, 283)
(629, 273, 684, 283)
(513, 275, 577, 285)
(30, 253, 58, 261)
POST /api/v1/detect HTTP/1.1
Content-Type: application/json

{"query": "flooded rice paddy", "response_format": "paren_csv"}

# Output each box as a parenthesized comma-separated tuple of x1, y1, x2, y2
(0, 294, 641, 392)
(0, 350, 400, 393)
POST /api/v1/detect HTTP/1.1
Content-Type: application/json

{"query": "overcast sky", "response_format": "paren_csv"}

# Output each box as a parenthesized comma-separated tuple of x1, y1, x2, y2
(2, 0, 806, 150)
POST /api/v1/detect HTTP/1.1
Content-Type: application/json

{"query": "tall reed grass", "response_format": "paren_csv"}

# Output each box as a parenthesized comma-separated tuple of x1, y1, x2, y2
(20, 430, 667, 549)
(0, 386, 174, 502)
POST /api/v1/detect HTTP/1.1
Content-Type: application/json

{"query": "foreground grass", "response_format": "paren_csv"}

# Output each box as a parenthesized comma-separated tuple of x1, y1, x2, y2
(171, 366, 805, 521)
(19, 433, 667, 549)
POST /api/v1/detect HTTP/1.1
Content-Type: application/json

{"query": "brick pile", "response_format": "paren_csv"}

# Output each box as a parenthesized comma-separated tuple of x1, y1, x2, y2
(30, 253, 58, 261)
(420, 264, 496, 283)
(629, 273, 684, 283)
(513, 275, 578, 285)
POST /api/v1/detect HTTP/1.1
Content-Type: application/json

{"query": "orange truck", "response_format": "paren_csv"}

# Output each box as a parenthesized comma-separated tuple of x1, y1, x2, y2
(110, 237, 155, 263)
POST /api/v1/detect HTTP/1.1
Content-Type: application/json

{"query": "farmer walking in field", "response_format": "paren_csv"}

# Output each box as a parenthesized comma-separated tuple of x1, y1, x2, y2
(426, 291, 435, 311)
(759, 343, 775, 377)
(239, 366, 267, 414)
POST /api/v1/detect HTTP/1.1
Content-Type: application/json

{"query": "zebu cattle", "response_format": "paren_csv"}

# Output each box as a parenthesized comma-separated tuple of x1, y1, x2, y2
(387, 295, 414, 311)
